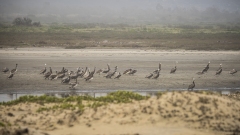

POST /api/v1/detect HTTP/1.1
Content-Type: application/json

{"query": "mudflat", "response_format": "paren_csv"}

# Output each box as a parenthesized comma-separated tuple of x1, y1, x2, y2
(0, 48, 239, 93)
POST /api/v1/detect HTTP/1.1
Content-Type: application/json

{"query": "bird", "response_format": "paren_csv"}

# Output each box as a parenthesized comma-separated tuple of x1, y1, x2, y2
(10, 64, 18, 74)
(96, 69, 103, 75)
(40, 64, 47, 74)
(49, 71, 58, 80)
(215, 64, 222, 75)
(62, 76, 71, 84)
(114, 72, 122, 79)
(105, 66, 118, 78)
(202, 61, 210, 73)
(145, 73, 153, 79)
(57, 73, 65, 78)
(129, 69, 137, 75)
(89, 67, 96, 76)
(188, 78, 195, 91)
(153, 63, 161, 74)
(102, 64, 110, 73)
(123, 68, 132, 75)
(170, 61, 178, 73)
(69, 79, 78, 90)
(7, 73, 14, 79)
(152, 71, 160, 79)
(85, 73, 93, 81)
(44, 67, 52, 79)
(2, 67, 9, 73)
(229, 69, 237, 75)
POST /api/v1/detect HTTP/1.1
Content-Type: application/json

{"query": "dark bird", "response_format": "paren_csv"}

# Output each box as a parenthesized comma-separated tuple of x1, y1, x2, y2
(2, 67, 9, 73)
(7, 73, 14, 79)
(145, 73, 153, 79)
(44, 67, 52, 79)
(10, 64, 18, 74)
(105, 66, 118, 78)
(123, 68, 132, 75)
(40, 64, 47, 74)
(69, 79, 78, 90)
(152, 71, 160, 79)
(215, 64, 222, 75)
(153, 63, 161, 74)
(170, 61, 178, 74)
(62, 76, 71, 84)
(85, 73, 93, 81)
(129, 69, 137, 75)
(188, 78, 195, 91)
(202, 61, 210, 73)
(114, 72, 122, 79)
(49, 71, 58, 80)
(89, 67, 96, 76)
(57, 73, 65, 78)
(102, 64, 110, 73)
(96, 69, 103, 75)
(229, 69, 237, 75)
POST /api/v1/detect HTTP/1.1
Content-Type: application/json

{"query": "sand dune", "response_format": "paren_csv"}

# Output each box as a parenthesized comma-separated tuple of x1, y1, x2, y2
(0, 91, 240, 135)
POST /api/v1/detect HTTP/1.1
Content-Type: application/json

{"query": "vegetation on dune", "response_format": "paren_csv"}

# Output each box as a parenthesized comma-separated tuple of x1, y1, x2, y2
(0, 91, 150, 113)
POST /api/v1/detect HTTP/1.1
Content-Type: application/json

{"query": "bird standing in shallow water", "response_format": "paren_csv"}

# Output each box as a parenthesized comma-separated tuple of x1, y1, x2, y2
(188, 78, 195, 91)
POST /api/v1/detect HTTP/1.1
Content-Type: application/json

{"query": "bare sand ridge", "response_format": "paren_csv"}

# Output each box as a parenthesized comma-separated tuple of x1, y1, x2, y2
(0, 48, 239, 93)
(0, 91, 240, 135)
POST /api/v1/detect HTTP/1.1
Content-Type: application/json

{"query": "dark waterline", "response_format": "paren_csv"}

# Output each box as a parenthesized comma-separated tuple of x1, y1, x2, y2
(0, 89, 239, 102)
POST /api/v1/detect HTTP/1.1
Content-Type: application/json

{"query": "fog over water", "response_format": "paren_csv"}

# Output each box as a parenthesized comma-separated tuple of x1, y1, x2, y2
(0, 0, 240, 24)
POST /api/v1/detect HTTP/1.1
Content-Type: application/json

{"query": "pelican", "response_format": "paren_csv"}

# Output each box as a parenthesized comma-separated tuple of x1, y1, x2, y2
(40, 64, 47, 74)
(10, 64, 18, 74)
(2, 67, 9, 73)
(57, 73, 65, 78)
(170, 61, 178, 74)
(114, 72, 122, 79)
(188, 78, 195, 91)
(49, 71, 58, 80)
(85, 73, 93, 81)
(7, 73, 14, 79)
(62, 76, 71, 84)
(96, 69, 103, 75)
(105, 66, 118, 78)
(44, 67, 52, 79)
(102, 64, 110, 73)
(153, 63, 161, 74)
(89, 67, 96, 76)
(215, 64, 222, 75)
(229, 69, 237, 75)
(152, 71, 160, 79)
(69, 79, 78, 90)
(129, 69, 137, 75)
(123, 68, 132, 75)
(202, 61, 210, 73)
(145, 73, 153, 79)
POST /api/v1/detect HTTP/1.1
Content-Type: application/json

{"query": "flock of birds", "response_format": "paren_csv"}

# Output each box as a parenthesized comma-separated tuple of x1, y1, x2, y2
(1, 61, 238, 90)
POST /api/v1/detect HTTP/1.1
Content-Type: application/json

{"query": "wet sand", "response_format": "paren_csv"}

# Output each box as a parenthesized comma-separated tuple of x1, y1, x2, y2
(0, 48, 240, 93)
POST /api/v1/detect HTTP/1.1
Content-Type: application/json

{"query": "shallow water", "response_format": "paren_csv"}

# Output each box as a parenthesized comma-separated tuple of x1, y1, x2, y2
(0, 89, 238, 102)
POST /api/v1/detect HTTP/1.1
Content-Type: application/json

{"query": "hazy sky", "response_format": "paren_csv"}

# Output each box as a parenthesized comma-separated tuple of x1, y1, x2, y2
(0, 0, 240, 24)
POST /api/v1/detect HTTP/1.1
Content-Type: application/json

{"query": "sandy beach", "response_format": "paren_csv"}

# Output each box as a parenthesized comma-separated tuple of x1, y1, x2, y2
(0, 48, 239, 93)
